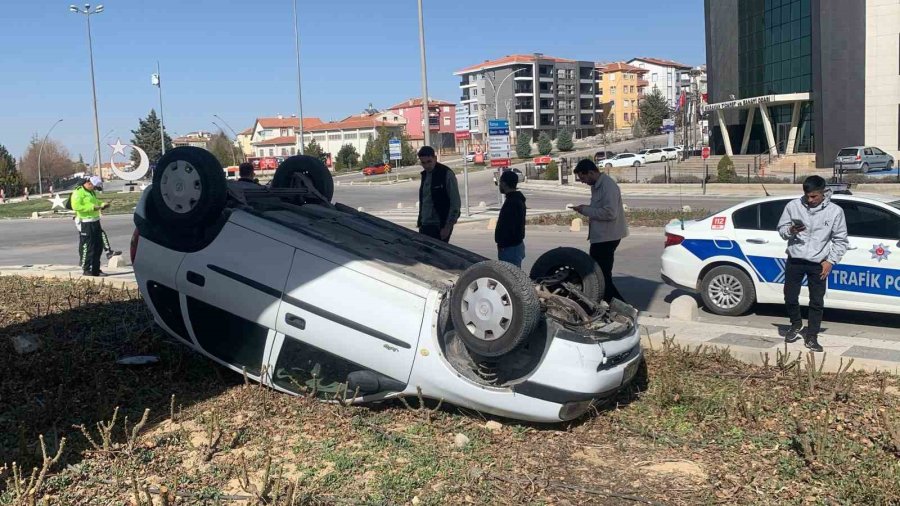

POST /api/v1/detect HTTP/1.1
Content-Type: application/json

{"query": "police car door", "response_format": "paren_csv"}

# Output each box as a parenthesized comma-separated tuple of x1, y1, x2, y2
(828, 199, 900, 312)
(730, 199, 793, 301)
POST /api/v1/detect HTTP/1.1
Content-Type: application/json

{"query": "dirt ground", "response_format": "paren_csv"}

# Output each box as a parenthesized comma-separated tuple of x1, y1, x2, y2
(1, 276, 898, 505)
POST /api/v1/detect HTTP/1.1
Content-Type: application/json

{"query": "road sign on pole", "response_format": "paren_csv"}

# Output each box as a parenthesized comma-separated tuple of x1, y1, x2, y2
(455, 105, 470, 141)
(701, 146, 711, 159)
(388, 138, 402, 161)
(487, 119, 510, 168)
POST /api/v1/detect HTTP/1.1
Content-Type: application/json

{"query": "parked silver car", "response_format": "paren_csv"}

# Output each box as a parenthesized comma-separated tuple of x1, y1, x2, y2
(835, 146, 895, 173)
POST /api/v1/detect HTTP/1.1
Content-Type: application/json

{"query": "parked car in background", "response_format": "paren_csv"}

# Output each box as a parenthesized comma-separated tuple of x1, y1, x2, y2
(834, 146, 895, 174)
(601, 153, 645, 168)
(362, 163, 392, 176)
(638, 148, 666, 163)
(594, 150, 616, 162)
(662, 147, 681, 160)
(493, 168, 526, 186)
(465, 152, 476, 163)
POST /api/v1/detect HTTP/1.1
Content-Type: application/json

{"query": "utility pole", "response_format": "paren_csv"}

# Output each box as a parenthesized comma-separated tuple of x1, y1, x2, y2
(152, 62, 166, 157)
(292, 0, 306, 154)
(70, 4, 105, 175)
(417, 0, 431, 147)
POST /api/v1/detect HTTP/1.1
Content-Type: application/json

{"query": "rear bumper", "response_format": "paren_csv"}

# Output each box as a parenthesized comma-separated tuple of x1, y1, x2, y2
(660, 246, 699, 291)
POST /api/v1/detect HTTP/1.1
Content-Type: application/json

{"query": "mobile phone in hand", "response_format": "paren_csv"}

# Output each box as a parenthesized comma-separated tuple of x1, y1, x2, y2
(792, 219, 805, 230)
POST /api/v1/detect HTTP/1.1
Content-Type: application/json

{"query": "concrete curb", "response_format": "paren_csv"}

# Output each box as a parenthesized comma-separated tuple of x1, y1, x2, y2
(638, 315, 900, 375)
(0, 266, 138, 290)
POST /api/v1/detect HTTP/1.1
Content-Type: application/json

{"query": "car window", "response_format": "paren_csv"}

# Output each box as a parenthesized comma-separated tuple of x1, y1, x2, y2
(864, 148, 874, 156)
(889, 200, 900, 211)
(835, 201, 900, 240)
(837, 148, 858, 157)
(759, 200, 790, 231)
(732, 205, 758, 229)
(873, 148, 885, 155)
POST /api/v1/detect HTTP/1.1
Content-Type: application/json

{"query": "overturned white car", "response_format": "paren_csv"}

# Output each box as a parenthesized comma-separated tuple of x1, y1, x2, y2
(131, 147, 643, 422)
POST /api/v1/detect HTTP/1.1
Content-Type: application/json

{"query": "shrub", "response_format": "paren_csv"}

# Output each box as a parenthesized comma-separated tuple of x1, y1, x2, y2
(544, 161, 558, 180)
(717, 155, 738, 183)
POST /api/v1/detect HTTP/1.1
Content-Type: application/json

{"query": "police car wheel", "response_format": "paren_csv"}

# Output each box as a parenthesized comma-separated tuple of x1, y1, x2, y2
(272, 155, 334, 201)
(450, 261, 541, 358)
(700, 265, 756, 316)
(150, 147, 227, 228)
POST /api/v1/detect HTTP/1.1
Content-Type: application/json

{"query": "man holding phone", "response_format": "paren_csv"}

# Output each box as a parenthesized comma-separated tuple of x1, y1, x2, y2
(777, 175, 849, 351)
(72, 176, 111, 277)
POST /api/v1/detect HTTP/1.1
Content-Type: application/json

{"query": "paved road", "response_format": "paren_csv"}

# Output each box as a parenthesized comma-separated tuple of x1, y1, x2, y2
(2, 215, 899, 341)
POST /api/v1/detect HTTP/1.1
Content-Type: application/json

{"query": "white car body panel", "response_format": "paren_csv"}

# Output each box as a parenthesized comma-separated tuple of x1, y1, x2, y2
(603, 153, 646, 168)
(660, 195, 900, 314)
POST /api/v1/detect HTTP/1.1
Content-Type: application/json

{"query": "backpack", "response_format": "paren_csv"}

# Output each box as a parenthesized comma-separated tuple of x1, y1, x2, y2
(64, 187, 79, 211)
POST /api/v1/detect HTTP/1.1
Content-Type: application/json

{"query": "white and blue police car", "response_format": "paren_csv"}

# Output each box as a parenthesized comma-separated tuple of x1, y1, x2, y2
(661, 191, 900, 316)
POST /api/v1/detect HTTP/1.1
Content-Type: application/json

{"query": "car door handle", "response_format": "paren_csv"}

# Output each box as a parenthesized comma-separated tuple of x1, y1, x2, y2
(285, 313, 306, 330)
(746, 238, 768, 244)
(186, 271, 205, 287)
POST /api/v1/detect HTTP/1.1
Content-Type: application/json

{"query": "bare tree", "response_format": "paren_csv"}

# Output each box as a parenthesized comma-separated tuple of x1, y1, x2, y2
(19, 134, 74, 184)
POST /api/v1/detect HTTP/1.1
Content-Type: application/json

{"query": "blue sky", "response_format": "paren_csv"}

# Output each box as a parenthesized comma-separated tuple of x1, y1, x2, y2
(0, 0, 705, 161)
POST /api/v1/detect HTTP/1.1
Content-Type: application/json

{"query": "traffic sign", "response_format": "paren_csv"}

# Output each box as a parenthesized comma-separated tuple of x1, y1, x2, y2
(662, 118, 676, 133)
(388, 139, 402, 161)
(455, 104, 470, 139)
(490, 158, 510, 168)
(701, 146, 711, 160)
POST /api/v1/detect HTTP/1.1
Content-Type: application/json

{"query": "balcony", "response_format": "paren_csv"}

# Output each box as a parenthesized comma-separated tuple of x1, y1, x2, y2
(516, 113, 534, 128)
(539, 114, 556, 125)
(459, 78, 477, 88)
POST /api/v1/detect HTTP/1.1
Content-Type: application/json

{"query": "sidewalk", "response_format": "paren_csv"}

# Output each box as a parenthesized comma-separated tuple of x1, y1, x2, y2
(638, 314, 900, 375)
(521, 180, 900, 197)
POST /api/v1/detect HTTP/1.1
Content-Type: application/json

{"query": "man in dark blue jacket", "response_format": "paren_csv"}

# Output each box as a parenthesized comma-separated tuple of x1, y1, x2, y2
(495, 170, 526, 267)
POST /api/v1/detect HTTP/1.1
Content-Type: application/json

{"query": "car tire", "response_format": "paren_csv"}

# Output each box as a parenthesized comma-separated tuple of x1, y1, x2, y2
(699, 265, 756, 316)
(150, 146, 227, 228)
(605, 163, 613, 169)
(450, 260, 541, 357)
(529, 247, 605, 304)
(862, 163, 869, 174)
(633, 161, 642, 167)
(271, 155, 334, 201)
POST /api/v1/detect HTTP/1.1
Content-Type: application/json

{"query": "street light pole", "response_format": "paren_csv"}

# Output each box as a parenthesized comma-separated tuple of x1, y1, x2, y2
(214, 114, 246, 162)
(487, 68, 528, 121)
(292, 0, 305, 155)
(37, 119, 64, 196)
(417, 0, 431, 147)
(70, 4, 104, 176)
(152, 61, 166, 156)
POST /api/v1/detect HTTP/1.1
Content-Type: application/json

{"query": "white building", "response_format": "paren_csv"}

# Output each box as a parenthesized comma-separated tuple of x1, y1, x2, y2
(306, 112, 406, 160)
(250, 116, 325, 157)
(628, 57, 693, 107)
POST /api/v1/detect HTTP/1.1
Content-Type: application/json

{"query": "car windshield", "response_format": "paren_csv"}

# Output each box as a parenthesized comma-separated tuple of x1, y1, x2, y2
(638, 150, 648, 154)
(837, 148, 858, 157)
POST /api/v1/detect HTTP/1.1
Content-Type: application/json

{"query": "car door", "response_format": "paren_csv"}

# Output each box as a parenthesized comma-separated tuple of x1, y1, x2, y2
(176, 218, 295, 377)
(872, 147, 889, 168)
(275, 247, 425, 388)
(863, 148, 875, 169)
(828, 200, 900, 311)
(730, 199, 793, 301)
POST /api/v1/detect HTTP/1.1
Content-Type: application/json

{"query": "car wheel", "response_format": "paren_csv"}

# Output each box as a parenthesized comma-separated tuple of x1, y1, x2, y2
(605, 163, 613, 169)
(450, 261, 541, 357)
(271, 155, 334, 201)
(150, 147, 227, 228)
(529, 247, 605, 304)
(862, 163, 869, 174)
(888, 160, 894, 169)
(633, 161, 641, 167)
(699, 265, 756, 316)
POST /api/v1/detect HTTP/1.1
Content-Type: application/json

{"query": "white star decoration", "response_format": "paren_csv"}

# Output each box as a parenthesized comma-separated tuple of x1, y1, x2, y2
(110, 139, 128, 156)
(50, 194, 66, 210)
(869, 243, 891, 262)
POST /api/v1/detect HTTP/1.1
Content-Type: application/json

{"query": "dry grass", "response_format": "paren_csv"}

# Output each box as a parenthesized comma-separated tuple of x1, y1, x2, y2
(527, 209, 711, 228)
(1, 276, 898, 505)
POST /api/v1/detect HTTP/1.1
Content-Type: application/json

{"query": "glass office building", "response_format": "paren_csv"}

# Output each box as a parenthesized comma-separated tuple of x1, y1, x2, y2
(705, 0, 899, 166)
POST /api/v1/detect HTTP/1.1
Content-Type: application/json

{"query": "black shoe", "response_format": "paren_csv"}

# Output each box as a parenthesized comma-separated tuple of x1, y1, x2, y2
(804, 335, 823, 352)
(106, 250, 121, 259)
(82, 271, 93, 277)
(785, 324, 803, 343)
(95, 271, 108, 277)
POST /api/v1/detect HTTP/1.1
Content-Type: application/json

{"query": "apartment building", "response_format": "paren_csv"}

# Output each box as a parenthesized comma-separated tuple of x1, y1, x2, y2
(628, 57, 693, 107)
(454, 53, 599, 145)
(595, 62, 649, 132)
(386, 98, 456, 150)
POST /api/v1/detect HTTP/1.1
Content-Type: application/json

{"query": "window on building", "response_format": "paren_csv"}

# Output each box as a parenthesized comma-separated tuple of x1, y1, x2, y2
(610, 74, 616, 81)
(473, 119, 479, 127)
(258, 149, 264, 157)
(328, 133, 341, 141)
(443, 106, 450, 112)
(652, 73, 658, 82)
(291, 147, 296, 155)
(443, 117, 450, 126)
(611, 86, 616, 94)
(473, 89, 478, 96)
(268, 148, 274, 156)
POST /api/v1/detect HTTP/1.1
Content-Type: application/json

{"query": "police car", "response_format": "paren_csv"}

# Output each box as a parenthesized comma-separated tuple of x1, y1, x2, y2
(661, 192, 900, 316)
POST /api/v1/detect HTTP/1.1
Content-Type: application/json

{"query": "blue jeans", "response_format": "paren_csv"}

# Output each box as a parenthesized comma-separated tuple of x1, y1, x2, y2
(498, 243, 525, 268)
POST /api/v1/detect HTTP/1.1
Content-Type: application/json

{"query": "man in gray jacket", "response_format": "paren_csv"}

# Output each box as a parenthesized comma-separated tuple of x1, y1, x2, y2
(573, 159, 629, 303)
(776, 175, 849, 352)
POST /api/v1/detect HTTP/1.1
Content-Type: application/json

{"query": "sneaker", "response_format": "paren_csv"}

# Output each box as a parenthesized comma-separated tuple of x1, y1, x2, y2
(785, 324, 803, 344)
(106, 250, 122, 259)
(804, 335, 823, 352)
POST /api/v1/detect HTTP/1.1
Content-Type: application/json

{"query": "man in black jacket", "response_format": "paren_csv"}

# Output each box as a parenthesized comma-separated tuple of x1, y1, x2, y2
(417, 146, 461, 242)
(495, 170, 526, 267)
